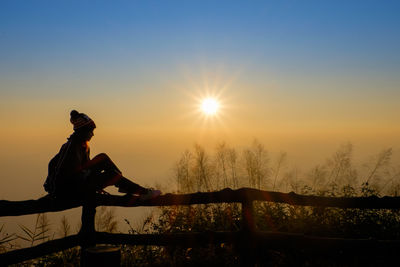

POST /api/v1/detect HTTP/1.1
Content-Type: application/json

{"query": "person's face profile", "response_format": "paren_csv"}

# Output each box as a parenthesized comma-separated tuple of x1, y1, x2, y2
(85, 129, 94, 141)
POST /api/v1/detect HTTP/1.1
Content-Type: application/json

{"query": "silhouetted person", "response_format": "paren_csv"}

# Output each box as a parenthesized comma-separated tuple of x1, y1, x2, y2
(44, 110, 161, 201)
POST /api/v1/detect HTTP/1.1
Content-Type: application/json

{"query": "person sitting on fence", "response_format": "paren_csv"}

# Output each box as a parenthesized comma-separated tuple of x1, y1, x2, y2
(43, 110, 161, 201)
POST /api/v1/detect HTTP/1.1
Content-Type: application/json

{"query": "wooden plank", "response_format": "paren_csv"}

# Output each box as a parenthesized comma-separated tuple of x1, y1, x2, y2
(0, 234, 79, 265)
(95, 188, 400, 209)
(2, 188, 400, 217)
(0, 195, 81, 217)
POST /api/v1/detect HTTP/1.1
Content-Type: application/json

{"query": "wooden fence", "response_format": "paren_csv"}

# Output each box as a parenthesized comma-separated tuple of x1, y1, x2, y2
(2, 187, 400, 265)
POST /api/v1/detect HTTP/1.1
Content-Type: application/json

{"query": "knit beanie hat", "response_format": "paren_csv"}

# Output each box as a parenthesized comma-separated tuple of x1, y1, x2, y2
(70, 110, 96, 131)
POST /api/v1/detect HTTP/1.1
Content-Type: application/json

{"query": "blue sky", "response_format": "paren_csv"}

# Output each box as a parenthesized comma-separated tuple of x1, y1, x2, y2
(2, 1, 399, 81)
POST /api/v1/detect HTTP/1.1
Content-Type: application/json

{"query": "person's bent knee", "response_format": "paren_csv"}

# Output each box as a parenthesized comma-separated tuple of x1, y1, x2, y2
(94, 153, 110, 160)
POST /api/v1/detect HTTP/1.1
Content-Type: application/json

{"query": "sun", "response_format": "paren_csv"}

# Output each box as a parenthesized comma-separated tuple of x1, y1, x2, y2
(201, 98, 219, 116)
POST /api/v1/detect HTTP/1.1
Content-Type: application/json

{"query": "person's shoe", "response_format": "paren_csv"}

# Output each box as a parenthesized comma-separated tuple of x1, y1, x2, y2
(139, 189, 161, 201)
(116, 177, 143, 194)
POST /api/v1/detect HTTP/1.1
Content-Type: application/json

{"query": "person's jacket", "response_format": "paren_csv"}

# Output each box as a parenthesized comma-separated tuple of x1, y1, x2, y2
(44, 133, 90, 196)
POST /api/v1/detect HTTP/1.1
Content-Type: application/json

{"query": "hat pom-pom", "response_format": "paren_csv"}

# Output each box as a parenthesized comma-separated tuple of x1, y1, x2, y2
(70, 110, 79, 120)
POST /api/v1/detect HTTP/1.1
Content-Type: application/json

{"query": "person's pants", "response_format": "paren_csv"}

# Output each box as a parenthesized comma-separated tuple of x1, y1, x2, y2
(84, 153, 147, 195)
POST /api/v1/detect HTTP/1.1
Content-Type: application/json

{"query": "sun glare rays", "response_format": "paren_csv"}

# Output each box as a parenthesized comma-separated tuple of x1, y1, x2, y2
(173, 65, 242, 137)
(195, 92, 225, 121)
(189, 89, 233, 138)
(179, 85, 230, 132)
(201, 98, 219, 116)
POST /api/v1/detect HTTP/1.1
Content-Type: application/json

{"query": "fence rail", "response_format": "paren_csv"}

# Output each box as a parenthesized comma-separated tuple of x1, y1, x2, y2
(3, 188, 400, 217)
(1, 187, 400, 265)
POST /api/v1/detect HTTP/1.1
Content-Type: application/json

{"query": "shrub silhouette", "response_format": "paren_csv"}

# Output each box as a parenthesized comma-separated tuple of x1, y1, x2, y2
(130, 141, 400, 266)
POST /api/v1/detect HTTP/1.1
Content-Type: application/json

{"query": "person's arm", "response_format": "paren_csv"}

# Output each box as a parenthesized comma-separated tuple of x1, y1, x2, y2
(57, 140, 84, 177)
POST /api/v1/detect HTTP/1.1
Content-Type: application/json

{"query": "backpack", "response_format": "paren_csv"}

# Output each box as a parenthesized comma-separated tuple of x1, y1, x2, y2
(43, 140, 72, 195)
(43, 153, 60, 194)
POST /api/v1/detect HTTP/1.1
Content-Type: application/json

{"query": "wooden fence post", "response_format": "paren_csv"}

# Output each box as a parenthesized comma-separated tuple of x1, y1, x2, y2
(80, 202, 97, 266)
(80, 203, 96, 245)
